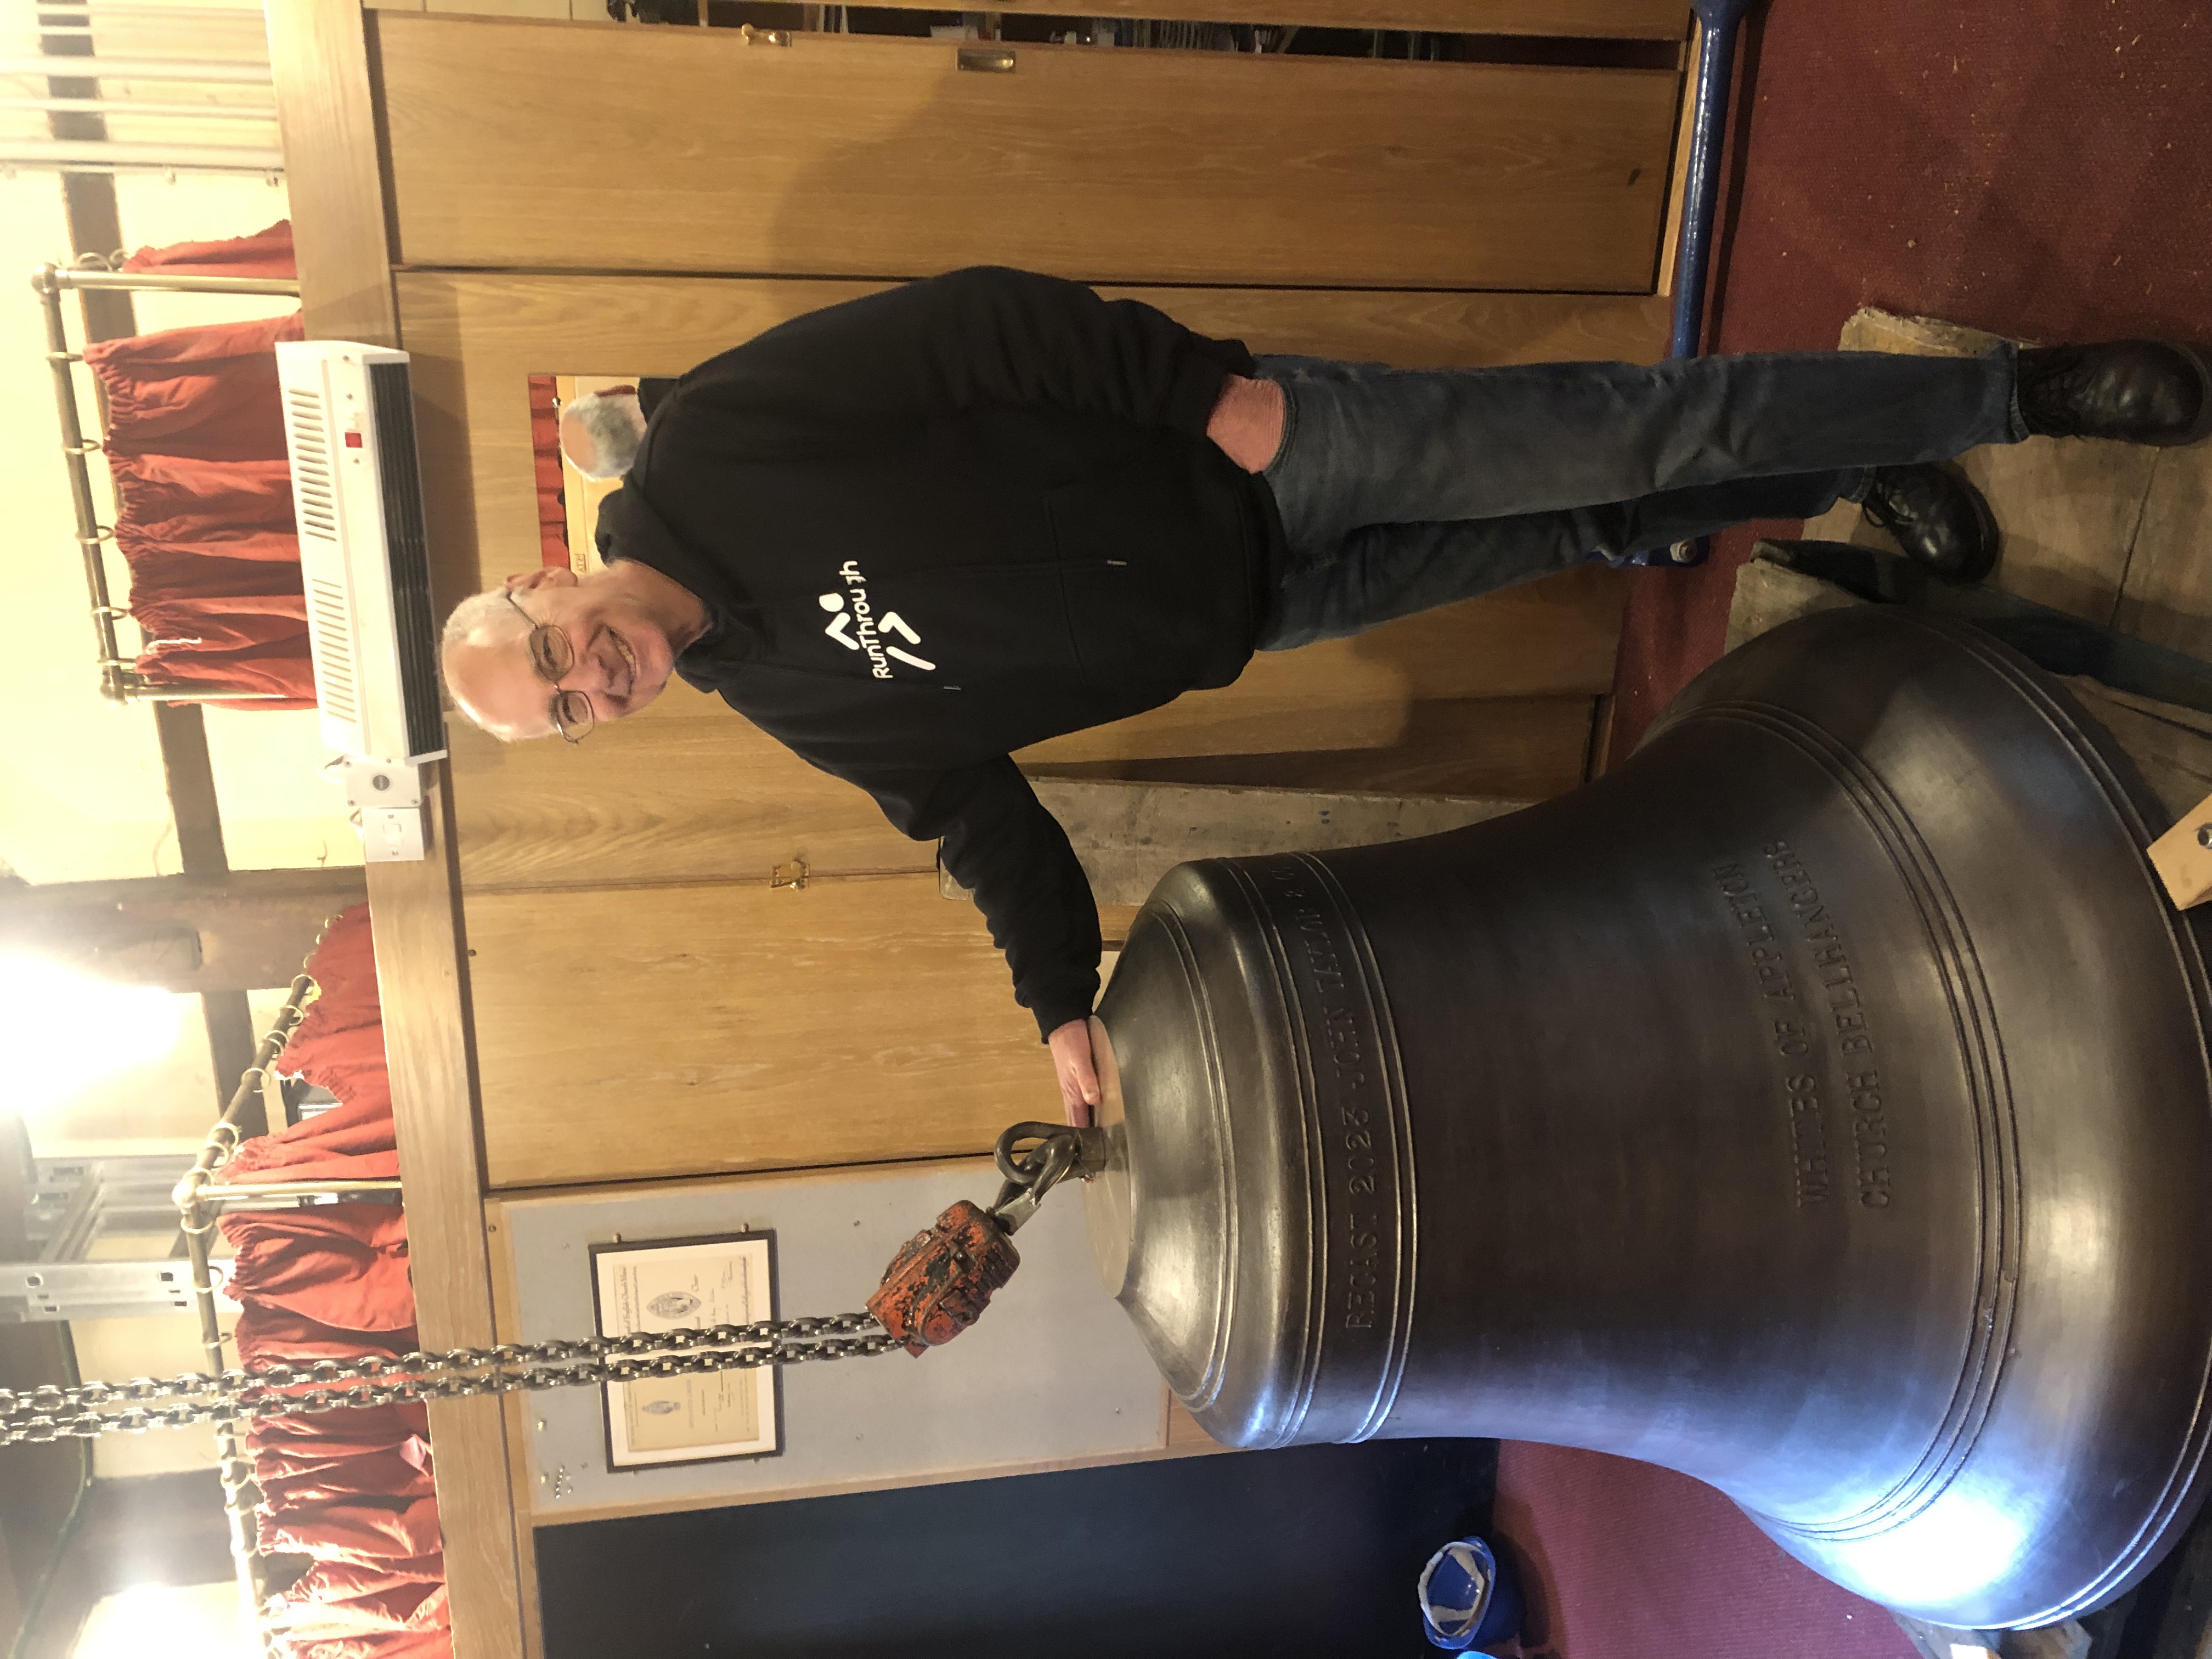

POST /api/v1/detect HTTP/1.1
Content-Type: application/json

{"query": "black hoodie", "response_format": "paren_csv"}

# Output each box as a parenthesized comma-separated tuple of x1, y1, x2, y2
(597, 266, 1286, 1037)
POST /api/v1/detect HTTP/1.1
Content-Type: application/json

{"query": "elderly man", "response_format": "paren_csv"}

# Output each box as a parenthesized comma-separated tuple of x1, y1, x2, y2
(558, 379, 678, 480)
(442, 265, 2209, 1124)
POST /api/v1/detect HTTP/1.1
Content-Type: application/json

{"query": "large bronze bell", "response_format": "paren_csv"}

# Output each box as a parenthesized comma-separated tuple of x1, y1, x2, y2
(1082, 606, 2212, 1629)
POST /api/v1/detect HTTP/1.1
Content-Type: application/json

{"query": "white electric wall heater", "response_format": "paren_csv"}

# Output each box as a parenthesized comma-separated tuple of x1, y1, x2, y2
(275, 340, 444, 861)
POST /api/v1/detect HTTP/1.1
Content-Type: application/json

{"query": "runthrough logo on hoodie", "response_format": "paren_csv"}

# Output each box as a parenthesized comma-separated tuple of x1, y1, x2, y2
(819, 558, 932, 678)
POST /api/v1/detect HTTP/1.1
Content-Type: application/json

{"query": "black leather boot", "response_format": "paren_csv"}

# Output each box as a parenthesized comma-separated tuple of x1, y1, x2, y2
(1860, 462, 1999, 583)
(2017, 341, 2212, 447)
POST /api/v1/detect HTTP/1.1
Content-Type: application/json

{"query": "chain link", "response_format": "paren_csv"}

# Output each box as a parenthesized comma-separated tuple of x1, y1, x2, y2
(0, 1315, 894, 1446)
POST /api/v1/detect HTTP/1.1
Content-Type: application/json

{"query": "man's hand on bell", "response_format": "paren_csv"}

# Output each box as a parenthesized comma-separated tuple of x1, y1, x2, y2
(1048, 1018, 1102, 1128)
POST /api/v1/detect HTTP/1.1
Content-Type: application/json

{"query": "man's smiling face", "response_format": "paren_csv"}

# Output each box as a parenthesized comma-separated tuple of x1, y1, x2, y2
(443, 566, 683, 740)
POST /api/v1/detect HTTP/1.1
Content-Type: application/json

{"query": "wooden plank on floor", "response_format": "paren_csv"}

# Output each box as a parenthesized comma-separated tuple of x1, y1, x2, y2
(2061, 681, 2212, 823)
(2113, 445, 2212, 660)
(1804, 308, 2159, 627)
(1725, 554, 2212, 828)
(1723, 558, 1864, 654)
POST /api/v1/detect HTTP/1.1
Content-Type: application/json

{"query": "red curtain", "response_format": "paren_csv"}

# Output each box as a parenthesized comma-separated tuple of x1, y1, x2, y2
(262, 1497, 444, 1569)
(122, 217, 296, 279)
(217, 905, 452, 1659)
(223, 1204, 414, 1333)
(83, 223, 314, 707)
(226, 1094, 400, 1185)
(527, 374, 571, 568)
(281, 1578, 453, 1659)
(88, 311, 300, 461)
(233, 905, 396, 1180)
(109, 453, 296, 547)
(247, 1403, 431, 1466)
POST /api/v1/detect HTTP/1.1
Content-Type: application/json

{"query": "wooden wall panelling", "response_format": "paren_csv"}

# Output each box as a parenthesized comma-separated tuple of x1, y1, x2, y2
(840, 0, 1690, 34)
(392, 273, 885, 607)
(466, 874, 1046, 1187)
(1027, 692, 1601, 800)
(392, 276, 488, 619)
(375, 16, 1678, 287)
(449, 716, 933, 891)
(1136, 286, 1674, 370)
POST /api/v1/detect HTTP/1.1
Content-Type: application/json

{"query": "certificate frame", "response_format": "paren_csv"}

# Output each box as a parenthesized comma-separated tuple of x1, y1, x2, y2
(588, 1231, 783, 1470)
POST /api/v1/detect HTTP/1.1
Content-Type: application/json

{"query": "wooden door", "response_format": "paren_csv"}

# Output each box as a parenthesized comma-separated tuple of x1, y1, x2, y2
(374, 14, 1680, 290)
(466, 878, 1038, 1187)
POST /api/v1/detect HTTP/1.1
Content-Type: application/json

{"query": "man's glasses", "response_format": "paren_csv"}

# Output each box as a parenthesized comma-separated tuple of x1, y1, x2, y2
(505, 590, 595, 743)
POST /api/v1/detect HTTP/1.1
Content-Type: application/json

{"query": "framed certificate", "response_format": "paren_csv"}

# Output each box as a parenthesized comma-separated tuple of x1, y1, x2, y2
(589, 1232, 782, 1469)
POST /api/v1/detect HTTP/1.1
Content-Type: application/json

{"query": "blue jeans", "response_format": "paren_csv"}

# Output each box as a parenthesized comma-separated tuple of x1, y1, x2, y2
(1252, 348, 2027, 650)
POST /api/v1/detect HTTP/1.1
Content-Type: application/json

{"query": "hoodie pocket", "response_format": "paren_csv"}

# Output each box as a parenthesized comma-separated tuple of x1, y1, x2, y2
(1046, 473, 1231, 691)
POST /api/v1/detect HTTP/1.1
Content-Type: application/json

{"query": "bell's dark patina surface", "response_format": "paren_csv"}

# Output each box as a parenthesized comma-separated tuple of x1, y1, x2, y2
(1084, 607, 2212, 1629)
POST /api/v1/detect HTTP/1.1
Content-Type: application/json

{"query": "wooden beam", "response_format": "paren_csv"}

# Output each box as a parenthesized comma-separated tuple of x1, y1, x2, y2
(268, 2, 526, 1646)
(53, 174, 133, 342)
(145, 704, 267, 1119)
(265, 0, 399, 345)
(200, 990, 266, 1136)
(152, 704, 230, 879)
(42, 0, 135, 342)
(365, 776, 529, 1659)
(0, 868, 365, 993)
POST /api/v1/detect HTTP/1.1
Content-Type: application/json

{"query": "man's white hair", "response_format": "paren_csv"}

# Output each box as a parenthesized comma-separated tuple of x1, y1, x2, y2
(439, 587, 531, 740)
(442, 586, 525, 659)
(561, 389, 647, 481)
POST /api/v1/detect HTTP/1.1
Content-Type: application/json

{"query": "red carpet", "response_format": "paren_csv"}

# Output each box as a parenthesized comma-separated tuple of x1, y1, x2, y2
(1512, 9, 2211, 1652)
(1609, 0, 2212, 759)
(1493, 1444, 1915, 1659)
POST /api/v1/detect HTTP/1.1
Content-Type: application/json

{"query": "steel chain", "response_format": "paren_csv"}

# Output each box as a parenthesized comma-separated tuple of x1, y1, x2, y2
(0, 1315, 893, 1446)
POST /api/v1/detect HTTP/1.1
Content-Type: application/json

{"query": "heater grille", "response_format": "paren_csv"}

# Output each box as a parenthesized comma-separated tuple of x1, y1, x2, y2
(284, 386, 338, 543)
(308, 574, 357, 723)
(368, 360, 443, 764)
